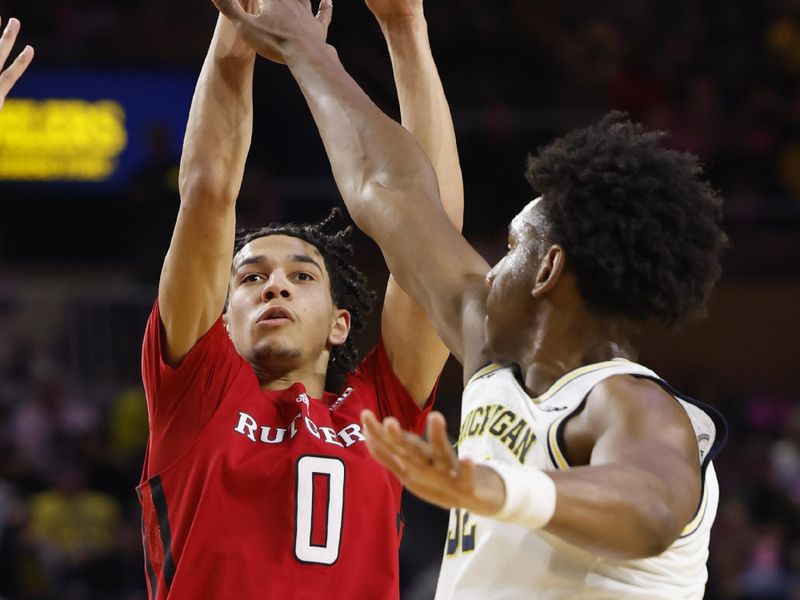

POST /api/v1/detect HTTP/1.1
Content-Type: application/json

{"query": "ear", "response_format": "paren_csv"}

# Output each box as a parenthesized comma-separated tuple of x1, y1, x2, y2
(531, 245, 566, 299)
(327, 308, 351, 348)
(222, 312, 232, 338)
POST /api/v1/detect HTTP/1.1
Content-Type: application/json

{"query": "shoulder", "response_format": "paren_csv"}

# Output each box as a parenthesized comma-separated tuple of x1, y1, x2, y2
(344, 342, 402, 406)
(349, 342, 387, 384)
(573, 374, 697, 449)
(588, 374, 687, 422)
(144, 300, 235, 371)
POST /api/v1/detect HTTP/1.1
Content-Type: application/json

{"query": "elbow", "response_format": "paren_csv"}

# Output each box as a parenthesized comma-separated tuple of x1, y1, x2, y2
(178, 169, 237, 211)
(345, 171, 440, 240)
(630, 500, 683, 559)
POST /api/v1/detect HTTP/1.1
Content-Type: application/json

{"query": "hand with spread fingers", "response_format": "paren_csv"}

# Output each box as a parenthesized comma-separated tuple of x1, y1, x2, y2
(211, 0, 332, 65)
(0, 17, 34, 111)
(361, 410, 506, 515)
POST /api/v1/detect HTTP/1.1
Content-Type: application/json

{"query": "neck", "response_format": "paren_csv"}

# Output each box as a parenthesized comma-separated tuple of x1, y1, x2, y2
(513, 307, 638, 397)
(252, 361, 329, 398)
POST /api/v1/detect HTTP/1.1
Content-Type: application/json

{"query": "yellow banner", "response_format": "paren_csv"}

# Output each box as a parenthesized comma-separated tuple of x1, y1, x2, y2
(0, 99, 127, 181)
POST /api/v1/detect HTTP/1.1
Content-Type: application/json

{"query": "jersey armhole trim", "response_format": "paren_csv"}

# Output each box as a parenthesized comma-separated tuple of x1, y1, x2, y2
(466, 363, 504, 386)
(546, 398, 588, 470)
(679, 477, 711, 538)
(632, 375, 727, 538)
(631, 375, 728, 463)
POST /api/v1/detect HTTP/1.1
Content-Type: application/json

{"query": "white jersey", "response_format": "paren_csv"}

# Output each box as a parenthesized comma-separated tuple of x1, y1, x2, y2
(435, 359, 726, 600)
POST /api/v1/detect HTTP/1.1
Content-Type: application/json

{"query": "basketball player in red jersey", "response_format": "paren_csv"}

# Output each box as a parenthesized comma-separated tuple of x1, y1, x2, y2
(137, 0, 462, 598)
(0, 16, 34, 111)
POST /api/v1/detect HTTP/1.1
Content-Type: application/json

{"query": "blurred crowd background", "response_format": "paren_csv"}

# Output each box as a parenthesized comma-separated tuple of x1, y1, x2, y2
(0, 0, 799, 598)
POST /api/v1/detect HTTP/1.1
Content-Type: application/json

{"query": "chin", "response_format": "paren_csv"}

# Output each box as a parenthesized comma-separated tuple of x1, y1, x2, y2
(485, 331, 512, 364)
(250, 339, 304, 369)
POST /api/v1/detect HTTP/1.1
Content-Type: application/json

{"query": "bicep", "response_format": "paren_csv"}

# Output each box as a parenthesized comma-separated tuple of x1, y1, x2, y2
(158, 194, 236, 366)
(586, 380, 702, 532)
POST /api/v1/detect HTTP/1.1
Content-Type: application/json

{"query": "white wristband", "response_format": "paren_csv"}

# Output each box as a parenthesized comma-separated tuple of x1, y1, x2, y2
(487, 461, 557, 530)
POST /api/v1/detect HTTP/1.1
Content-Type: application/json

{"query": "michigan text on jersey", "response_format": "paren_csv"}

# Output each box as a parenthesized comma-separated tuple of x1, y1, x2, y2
(457, 404, 536, 463)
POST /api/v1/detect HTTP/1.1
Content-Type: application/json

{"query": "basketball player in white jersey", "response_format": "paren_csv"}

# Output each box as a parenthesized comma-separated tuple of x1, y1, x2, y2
(208, 1, 728, 597)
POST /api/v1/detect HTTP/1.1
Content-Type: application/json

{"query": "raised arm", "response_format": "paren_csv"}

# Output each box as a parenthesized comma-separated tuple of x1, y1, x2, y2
(0, 17, 34, 111)
(211, 0, 490, 370)
(368, 0, 463, 224)
(158, 11, 255, 365)
(368, 0, 465, 405)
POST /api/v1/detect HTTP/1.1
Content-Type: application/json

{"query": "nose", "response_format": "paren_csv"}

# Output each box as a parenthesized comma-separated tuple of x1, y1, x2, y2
(262, 271, 291, 301)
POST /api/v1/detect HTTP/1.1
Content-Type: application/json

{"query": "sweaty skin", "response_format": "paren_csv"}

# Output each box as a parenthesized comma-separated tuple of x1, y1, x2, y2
(210, 0, 703, 560)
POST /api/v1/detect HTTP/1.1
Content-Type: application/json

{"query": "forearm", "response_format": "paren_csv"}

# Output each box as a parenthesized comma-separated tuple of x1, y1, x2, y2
(285, 40, 443, 240)
(482, 463, 682, 560)
(179, 15, 255, 203)
(374, 13, 464, 400)
(379, 15, 463, 228)
(546, 466, 682, 558)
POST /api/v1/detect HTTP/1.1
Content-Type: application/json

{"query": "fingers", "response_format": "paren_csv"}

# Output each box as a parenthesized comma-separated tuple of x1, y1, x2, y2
(316, 0, 333, 39)
(362, 410, 408, 476)
(238, 0, 259, 14)
(363, 411, 456, 478)
(0, 45, 34, 90)
(385, 416, 435, 467)
(0, 17, 21, 70)
(0, 17, 33, 107)
(211, 0, 251, 26)
(427, 412, 459, 475)
(362, 411, 431, 473)
(361, 410, 480, 511)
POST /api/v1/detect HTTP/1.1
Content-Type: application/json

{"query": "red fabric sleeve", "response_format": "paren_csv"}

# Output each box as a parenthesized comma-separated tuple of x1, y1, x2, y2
(141, 301, 245, 475)
(353, 339, 437, 435)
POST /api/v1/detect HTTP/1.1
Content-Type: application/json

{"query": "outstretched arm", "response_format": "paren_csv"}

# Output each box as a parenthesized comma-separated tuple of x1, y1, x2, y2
(0, 17, 34, 111)
(158, 10, 256, 365)
(211, 0, 490, 370)
(362, 376, 702, 560)
(368, 0, 465, 406)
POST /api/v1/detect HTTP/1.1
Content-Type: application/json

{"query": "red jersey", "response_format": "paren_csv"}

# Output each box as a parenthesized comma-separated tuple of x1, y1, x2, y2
(137, 303, 434, 599)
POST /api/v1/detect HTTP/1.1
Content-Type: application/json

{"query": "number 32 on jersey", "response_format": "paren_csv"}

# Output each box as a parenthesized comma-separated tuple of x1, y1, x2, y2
(446, 508, 476, 556)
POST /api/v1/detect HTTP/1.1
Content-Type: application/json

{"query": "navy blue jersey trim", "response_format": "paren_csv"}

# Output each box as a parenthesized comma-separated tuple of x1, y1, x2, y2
(149, 475, 177, 591)
(632, 375, 728, 467)
(552, 397, 588, 468)
(632, 375, 728, 536)
(141, 517, 159, 598)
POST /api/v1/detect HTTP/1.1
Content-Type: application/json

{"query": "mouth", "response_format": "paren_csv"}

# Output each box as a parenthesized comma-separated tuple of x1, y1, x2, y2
(256, 306, 295, 327)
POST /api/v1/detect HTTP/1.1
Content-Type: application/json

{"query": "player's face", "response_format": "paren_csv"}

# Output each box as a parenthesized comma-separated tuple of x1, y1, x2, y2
(484, 198, 549, 360)
(227, 235, 350, 374)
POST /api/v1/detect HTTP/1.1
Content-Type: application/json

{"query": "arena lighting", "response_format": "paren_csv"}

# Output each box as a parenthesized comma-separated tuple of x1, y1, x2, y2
(0, 71, 194, 189)
(0, 98, 127, 181)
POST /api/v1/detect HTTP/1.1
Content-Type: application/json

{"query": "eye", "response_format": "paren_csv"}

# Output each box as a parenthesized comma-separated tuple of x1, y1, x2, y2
(242, 273, 264, 284)
(295, 272, 315, 282)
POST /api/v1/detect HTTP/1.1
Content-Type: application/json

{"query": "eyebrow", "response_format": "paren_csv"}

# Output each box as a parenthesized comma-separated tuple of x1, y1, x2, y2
(232, 254, 323, 274)
(289, 254, 323, 273)
(232, 255, 265, 273)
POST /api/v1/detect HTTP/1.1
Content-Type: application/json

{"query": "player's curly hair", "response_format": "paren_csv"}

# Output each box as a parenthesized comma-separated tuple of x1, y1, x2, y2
(233, 208, 376, 373)
(526, 112, 728, 326)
